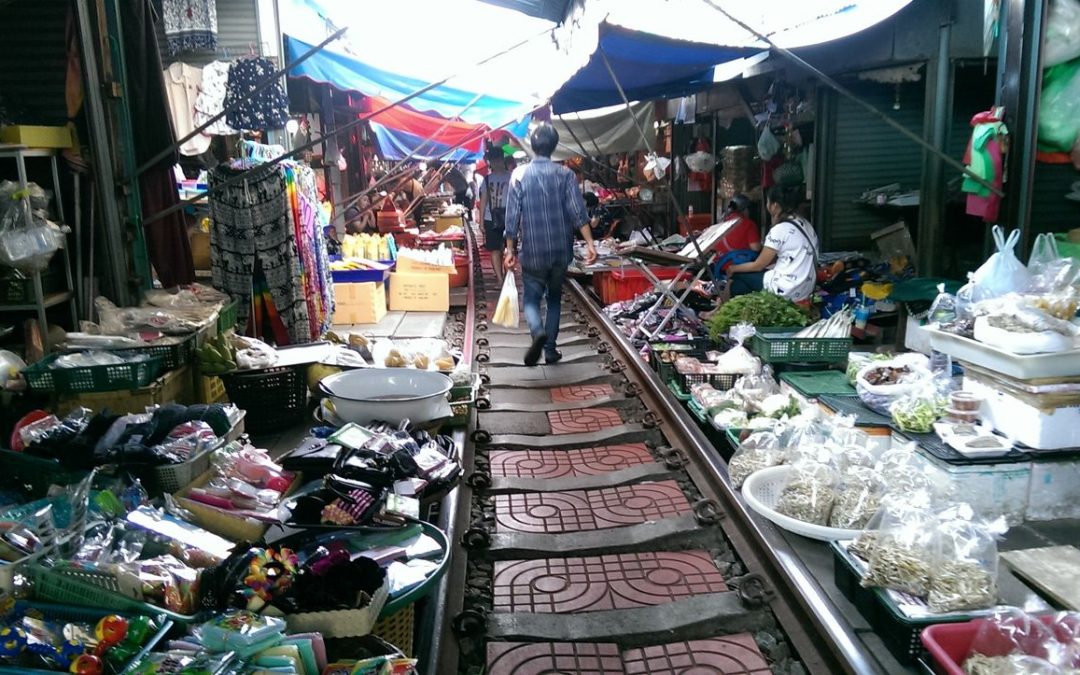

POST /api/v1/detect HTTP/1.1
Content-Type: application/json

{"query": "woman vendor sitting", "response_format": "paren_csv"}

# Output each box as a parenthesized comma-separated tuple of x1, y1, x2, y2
(724, 185, 818, 303)
(712, 193, 762, 270)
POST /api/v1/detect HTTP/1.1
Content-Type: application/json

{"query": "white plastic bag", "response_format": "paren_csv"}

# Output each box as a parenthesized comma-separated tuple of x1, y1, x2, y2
(1045, 0, 1080, 67)
(971, 226, 1031, 298)
(492, 272, 519, 328)
(757, 126, 780, 161)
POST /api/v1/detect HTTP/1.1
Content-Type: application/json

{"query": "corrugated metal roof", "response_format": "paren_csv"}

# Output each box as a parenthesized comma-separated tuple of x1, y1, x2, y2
(475, 0, 568, 23)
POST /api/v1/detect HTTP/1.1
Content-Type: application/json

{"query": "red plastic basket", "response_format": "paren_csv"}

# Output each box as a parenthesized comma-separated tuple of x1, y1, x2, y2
(594, 266, 681, 304)
(921, 615, 1057, 675)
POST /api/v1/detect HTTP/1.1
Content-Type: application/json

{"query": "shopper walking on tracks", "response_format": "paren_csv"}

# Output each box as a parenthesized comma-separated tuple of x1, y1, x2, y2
(478, 148, 512, 286)
(504, 123, 598, 367)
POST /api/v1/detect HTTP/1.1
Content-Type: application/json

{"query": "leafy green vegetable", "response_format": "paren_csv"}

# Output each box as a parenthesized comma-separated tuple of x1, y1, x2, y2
(707, 291, 809, 340)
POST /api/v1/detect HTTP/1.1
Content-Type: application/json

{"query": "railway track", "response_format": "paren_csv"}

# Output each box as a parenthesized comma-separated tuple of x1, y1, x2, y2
(437, 230, 882, 675)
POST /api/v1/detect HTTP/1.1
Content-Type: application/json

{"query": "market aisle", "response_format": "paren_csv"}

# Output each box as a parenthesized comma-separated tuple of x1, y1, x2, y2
(463, 249, 781, 675)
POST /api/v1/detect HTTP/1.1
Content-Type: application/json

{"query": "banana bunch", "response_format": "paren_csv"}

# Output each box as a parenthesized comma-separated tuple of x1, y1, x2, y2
(196, 334, 237, 375)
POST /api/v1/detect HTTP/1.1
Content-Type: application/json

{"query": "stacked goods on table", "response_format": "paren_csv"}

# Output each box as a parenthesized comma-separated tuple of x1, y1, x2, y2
(389, 247, 455, 311)
(718, 145, 759, 203)
(0, 398, 458, 672)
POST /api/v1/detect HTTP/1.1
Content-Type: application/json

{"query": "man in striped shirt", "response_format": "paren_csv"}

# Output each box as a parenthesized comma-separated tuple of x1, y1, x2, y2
(504, 123, 598, 366)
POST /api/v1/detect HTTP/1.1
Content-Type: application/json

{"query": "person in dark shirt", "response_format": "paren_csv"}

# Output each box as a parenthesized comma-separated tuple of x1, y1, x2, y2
(583, 192, 616, 240)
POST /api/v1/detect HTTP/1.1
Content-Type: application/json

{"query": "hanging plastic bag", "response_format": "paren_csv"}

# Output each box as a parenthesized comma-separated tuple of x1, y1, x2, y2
(1046, 0, 1080, 68)
(972, 226, 1032, 298)
(1039, 58, 1080, 153)
(492, 272, 519, 328)
(757, 125, 780, 161)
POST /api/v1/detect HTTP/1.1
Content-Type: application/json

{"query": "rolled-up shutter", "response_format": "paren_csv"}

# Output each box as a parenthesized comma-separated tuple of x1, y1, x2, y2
(818, 79, 926, 250)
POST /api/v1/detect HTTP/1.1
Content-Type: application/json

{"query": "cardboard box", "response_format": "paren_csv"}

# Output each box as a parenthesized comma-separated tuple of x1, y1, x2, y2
(0, 125, 73, 149)
(396, 256, 455, 275)
(434, 214, 462, 233)
(389, 272, 449, 312)
(333, 282, 387, 324)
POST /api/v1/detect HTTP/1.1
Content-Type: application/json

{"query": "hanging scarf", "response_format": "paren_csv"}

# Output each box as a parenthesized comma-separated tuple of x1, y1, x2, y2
(161, 0, 218, 54)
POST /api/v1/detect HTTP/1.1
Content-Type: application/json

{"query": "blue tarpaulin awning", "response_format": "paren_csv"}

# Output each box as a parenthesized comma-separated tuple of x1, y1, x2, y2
(550, 22, 755, 114)
(284, 35, 533, 129)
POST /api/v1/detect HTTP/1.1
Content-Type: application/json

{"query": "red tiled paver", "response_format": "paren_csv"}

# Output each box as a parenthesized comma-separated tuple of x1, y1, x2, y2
(550, 384, 615, 402)
(492, 550, 727, 613)
(489, 444, 654, 479)
(487, 641, 625, 675)
(548, 408, 623, 434)
(622, 635, 771, 675)
(494, 481, 691, 533)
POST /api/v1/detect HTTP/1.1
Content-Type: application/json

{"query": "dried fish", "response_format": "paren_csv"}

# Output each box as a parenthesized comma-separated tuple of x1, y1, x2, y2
(929, 560, 997, 613)
(862, 538, 932, 596)
(775, 477, 835, 525)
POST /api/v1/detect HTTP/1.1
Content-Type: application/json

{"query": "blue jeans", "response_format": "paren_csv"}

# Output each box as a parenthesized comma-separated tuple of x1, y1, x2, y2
(730, 271, 765, 297)
(522, 262, 567, 357)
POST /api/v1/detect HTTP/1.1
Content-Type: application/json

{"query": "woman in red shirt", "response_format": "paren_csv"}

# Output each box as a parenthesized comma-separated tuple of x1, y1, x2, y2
(713, 194, 762, 265)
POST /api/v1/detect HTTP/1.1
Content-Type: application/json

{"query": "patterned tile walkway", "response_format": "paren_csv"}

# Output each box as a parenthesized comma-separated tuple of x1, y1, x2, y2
(492, 551, 728, 613)
(550, 384, 616, 402)
(488, 444, 654, 479)
(548, 408, 623, 434)
(494, 481, 691, 533)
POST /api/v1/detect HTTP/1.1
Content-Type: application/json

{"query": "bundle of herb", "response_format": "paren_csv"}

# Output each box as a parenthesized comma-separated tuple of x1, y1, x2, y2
(707, 291, 809, 340)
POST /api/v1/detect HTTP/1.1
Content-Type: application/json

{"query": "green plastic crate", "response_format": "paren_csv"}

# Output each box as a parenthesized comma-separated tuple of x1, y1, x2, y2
(0, 270, 60, 304)
(22, 354, 164, 394)
(217, 299, 239, 334)
(32, 566, 200, 624)
(666, 380, 691, 402)
(750, 328, 852, 364)
(780, 370, 857, 398)
(107, 334, 195, 372)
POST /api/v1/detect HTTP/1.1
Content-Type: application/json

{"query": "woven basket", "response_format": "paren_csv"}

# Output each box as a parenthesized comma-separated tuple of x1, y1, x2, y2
(276, 580, 389, 638)
(372, 605, 415, 656)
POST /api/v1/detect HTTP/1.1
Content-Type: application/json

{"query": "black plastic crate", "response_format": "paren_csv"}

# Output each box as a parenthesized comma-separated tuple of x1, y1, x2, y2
(221, 365, 308, 431)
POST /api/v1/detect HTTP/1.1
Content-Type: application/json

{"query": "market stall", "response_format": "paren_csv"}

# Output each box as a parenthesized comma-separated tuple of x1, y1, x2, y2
(605, 221, 1080, 672)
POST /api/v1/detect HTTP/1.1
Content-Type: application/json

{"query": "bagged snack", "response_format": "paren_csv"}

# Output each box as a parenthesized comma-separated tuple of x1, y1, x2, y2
(890, 382, 948, 434)
(774, 460, 839, 525)
(862, 500, 936, 595)
(728, 431, 783, 488)
(929, 515, 1005, 613)
(829, 466, 884, 530)
(967, 608, 1061, 669)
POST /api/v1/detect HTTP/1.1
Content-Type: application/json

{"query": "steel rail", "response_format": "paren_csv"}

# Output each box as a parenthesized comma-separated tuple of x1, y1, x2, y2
(564, 278, 884, 675)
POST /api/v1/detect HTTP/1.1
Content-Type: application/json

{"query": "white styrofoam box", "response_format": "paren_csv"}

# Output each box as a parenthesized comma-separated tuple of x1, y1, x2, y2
(963, 376, 1080, 450)
(904, 316, 932, 356)
(1026, 458, 1080, 521)
(917, 448, 1032, 526)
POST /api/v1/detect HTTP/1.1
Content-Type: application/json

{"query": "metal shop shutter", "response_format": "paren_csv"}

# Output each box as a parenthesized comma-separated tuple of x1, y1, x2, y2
(0, 0, 69, 125)
(820, 80, 926, 250)
(157, 0, 261, 68)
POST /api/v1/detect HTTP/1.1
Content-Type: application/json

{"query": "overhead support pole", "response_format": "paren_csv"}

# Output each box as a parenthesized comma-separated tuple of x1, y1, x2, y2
(918, 0, 954, 276)
(74, 0, 132, 306)
(1000, 0, 1048, 255)
(699, 0, 1005, 199)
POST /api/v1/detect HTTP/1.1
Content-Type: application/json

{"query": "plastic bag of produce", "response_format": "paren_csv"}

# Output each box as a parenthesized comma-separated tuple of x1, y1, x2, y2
(967, 608, 1061, 667)
(861, 500, 936, 595)
(757, 125, 781, 161)
(829, 465, 884, 530)
(773, 460, 839, 526)
(875, 444, 943, 498)
(928, 283, 958, 325)
(492, 272, 519, 328)
(890, 382, 947, 434)
(848, 491, 933, 561)
(928, 514, 1004, 613)
(728, 430, 783, 488)
(972, 226, 1032, 299)
(846, 352, 892, 385)
(856, 360, 933, 415)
